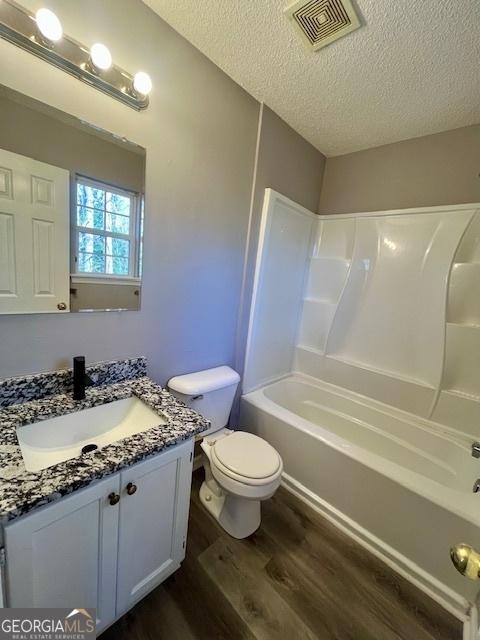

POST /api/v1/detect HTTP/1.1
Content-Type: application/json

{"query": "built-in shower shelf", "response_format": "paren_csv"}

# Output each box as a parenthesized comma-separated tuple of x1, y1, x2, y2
(442, 388, 480, 402)
(303, 296, 337, 305)
(447, 321, 480, 329)
(309, 256, 351, 263)
(296, 344, 325, 356)
(446, 322, 480, 330)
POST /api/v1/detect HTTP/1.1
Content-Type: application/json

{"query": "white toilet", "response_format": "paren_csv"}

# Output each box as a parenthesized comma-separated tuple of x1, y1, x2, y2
(167, 366, 283, 539)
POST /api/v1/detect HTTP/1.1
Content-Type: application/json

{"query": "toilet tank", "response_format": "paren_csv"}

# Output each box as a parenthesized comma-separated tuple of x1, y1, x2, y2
(167, 366, 240, 432)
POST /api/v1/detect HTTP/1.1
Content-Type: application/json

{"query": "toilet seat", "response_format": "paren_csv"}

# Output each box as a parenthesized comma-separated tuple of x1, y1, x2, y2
(212, 431, 281, 480)
(210, 431, 282, 487)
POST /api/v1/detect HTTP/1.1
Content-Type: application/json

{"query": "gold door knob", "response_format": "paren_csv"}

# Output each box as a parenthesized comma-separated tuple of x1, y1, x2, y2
(126, 482, 137, 495)
(450, 544, 480, 579)
(57, 302, 67, 311)
(108, 492, 120, 506)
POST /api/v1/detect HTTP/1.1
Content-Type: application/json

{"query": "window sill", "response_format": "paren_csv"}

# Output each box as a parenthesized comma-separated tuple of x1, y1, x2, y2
(70, 274, 141, 286)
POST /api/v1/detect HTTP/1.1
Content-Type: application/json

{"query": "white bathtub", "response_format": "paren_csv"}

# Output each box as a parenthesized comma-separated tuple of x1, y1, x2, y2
(240, 373, 480, 623)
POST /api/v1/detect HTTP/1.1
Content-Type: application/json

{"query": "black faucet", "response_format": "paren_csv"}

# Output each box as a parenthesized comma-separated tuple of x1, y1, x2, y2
(73, 356, 94, 400)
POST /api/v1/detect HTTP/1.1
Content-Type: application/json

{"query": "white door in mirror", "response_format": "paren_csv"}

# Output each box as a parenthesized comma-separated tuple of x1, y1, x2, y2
(0, 148, 70, 314)
(16, 397, 167, 472)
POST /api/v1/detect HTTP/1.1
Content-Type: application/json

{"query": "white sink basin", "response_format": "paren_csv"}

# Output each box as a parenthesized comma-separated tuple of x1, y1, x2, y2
(16, 396, 166, 472)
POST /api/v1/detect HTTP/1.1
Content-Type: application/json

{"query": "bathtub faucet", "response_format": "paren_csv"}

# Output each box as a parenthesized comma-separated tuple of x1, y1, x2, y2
(472, 442, 480, 458)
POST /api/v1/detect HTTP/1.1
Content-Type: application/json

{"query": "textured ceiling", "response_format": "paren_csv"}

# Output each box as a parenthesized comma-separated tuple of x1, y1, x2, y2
(143, 0, 480, 156)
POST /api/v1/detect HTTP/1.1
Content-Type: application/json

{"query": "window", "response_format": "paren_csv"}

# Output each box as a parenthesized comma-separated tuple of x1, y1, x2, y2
(73, 177, 143, 279)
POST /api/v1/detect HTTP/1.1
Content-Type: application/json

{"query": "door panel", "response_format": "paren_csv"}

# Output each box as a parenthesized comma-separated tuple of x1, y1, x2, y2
(4, 475, 119, 632)
(0, 212, 16, 295)
(0, 148, 69, 314)
(116, 439, 193, 615)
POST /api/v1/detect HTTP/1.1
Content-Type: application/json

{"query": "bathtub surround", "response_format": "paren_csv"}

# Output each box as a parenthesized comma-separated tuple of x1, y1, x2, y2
(319, 124, 480, 215)
(0, 363, 208, 523)
(245, 192, 480, 435)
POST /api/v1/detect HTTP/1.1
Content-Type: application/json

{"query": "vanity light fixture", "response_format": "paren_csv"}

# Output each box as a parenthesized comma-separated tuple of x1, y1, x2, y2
(35, 8, 62, 42)
(90, 43, 113, 72)
(133, 71, 153, 97)
(0, 0, 151, 110)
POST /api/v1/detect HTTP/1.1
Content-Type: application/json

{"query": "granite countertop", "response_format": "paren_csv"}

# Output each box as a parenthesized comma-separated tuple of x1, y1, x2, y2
(0, 359, 209, 524)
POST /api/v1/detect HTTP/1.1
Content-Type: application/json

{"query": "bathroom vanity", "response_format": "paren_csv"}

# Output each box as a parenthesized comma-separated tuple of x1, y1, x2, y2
(0, 357, 209, 633)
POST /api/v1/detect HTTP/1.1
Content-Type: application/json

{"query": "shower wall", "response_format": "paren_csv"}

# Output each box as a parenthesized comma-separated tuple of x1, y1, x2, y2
(243, 190, 316, 393)
(244, 190, 480, 437)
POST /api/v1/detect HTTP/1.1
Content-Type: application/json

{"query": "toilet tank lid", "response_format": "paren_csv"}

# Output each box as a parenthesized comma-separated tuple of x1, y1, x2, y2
(167, 366, 240, 395)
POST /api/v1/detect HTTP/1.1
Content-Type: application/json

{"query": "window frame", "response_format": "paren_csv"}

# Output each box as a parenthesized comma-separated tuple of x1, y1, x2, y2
(71, 175, 143, 282)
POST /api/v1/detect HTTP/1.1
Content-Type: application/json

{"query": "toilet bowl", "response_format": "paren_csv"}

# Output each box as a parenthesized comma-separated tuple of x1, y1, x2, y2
(167, 366, 283, 539)
(200, 429, 283, 538)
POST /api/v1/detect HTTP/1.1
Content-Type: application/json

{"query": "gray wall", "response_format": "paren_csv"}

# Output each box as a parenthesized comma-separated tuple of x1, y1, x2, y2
(319, 124, 480, 214)
(0, 0, 259, 382)
(234, 104, 326, 380)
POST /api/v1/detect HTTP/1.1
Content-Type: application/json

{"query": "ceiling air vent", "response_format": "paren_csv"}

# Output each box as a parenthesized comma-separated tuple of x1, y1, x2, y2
(285, 0, 361, 51)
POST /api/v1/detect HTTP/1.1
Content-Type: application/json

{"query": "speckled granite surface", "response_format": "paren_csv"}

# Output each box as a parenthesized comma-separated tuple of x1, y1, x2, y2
(0, 368, 209, 524)
(0, 357, 147, 408)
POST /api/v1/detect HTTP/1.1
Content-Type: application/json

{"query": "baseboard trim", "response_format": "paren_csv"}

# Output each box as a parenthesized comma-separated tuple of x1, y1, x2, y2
(280, 472, 476, 637)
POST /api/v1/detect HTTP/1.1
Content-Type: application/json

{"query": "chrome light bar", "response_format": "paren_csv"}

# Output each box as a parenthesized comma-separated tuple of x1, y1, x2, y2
(0, 0, 150, 110)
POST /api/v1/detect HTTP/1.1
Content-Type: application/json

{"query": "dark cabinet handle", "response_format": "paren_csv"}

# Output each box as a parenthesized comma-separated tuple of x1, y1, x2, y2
(108, 492, 120, 506)
(126, 482, 137, 496)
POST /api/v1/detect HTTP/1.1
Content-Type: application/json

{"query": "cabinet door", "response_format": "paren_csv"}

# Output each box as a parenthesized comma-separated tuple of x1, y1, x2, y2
(116, 439, 194, 615)
(4, 475, 119, 633)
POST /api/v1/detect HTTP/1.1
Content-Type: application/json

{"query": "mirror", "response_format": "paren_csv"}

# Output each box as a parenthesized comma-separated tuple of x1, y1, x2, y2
(0, 84, 145, 314)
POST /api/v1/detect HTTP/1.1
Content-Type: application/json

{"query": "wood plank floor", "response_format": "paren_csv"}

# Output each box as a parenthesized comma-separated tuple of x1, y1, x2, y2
(101, 470, 462, 640)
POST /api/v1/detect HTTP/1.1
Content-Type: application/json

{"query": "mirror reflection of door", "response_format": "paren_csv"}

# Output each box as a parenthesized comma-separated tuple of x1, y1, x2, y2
(0, 149, 70, 314)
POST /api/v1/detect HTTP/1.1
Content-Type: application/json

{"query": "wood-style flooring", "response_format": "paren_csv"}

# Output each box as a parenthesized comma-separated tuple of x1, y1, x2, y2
(101, 470, 462, 640)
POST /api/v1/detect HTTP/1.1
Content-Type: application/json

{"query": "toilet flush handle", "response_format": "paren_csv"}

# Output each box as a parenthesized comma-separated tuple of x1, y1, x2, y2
(191, 395, 203, 401)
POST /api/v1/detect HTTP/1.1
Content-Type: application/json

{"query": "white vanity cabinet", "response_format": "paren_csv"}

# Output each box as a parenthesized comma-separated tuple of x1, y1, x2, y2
(116, 442, 193, 616)
(4, 474, 120, 630)
(3, 439, 193, 633)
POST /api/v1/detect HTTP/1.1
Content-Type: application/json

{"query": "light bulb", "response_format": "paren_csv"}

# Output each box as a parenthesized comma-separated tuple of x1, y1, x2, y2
(35, 8, 63, 42)
(133, 71, 152, 96)
(90, 43, 112, 71)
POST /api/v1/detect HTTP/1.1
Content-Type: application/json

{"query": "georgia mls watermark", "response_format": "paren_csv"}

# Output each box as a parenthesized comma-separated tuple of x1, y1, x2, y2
(0, 608, 96, 640)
